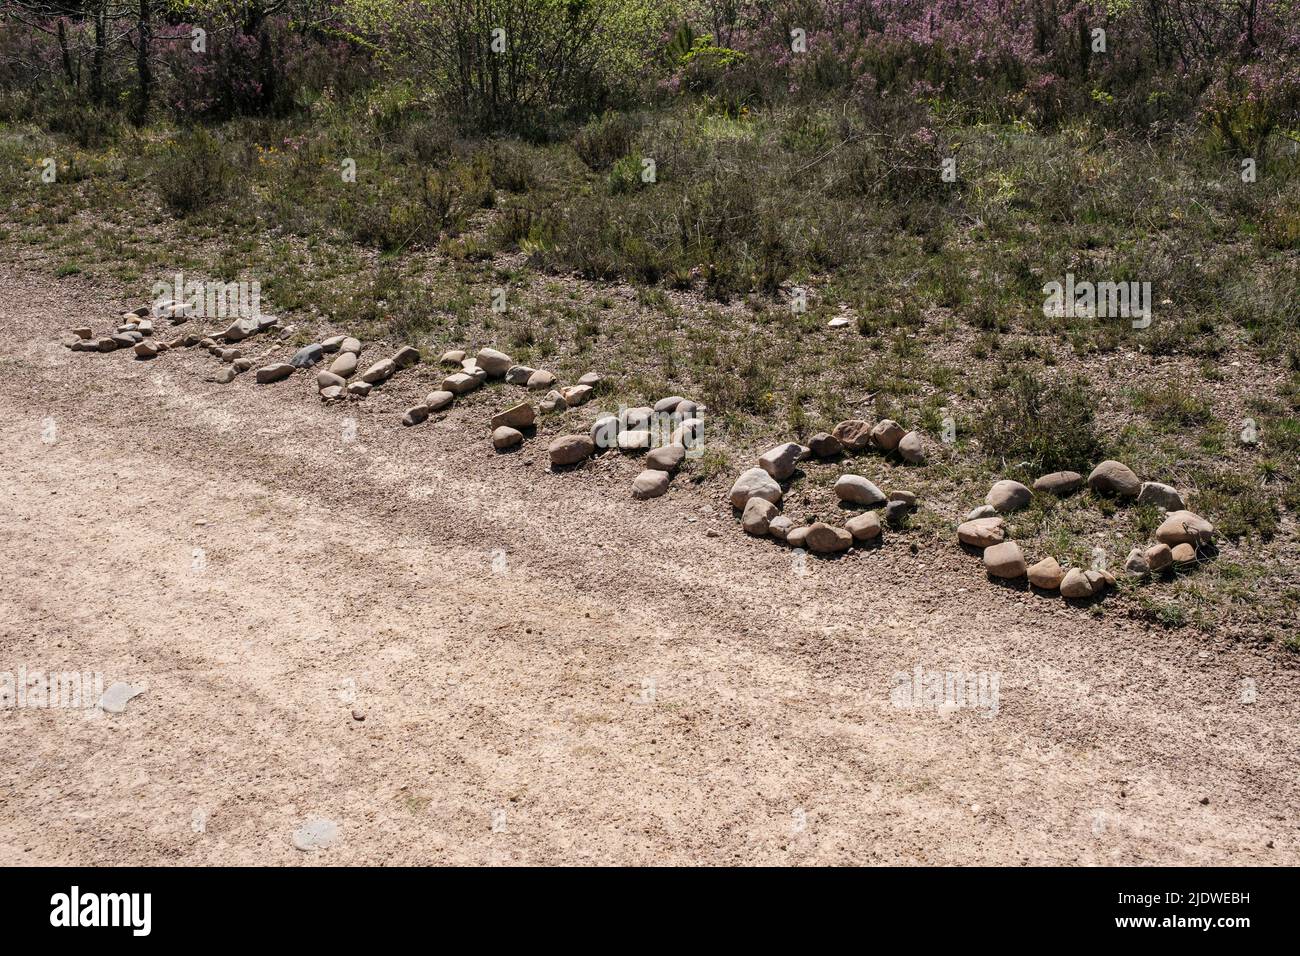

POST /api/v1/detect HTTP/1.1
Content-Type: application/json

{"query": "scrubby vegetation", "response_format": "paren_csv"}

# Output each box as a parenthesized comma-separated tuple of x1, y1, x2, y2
(2, 0, 1298, 642)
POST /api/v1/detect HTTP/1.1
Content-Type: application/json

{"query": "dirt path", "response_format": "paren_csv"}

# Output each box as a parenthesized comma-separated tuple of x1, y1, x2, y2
(1, 264, 1296, 865)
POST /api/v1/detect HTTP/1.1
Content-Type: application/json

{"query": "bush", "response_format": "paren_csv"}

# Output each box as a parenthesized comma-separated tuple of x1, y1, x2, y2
(154, 129, 236, 215)
(573, 111, 641, 171)
(974, 371, 1102, 473)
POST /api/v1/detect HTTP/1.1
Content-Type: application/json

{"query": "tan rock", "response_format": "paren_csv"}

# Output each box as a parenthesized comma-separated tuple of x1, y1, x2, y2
(1028, 556, 1065, 590)
(475, 347, 512, 376)
(632, 469, 670, 500)
(846, 512, 881, 541)
(1087, 460, 1141, 497)
(741, 497, 777, 535)
(549, 434, 595, 467)
(986, 479, 1032, 512)
(983, 541, 1027, 578)
(1155, 510, 1214, 546)
(870, 419, 905, 450)
(361, 359, 397, 384)
(1145, 542, 1174, 571)
(492, 426, 523, 450)
(1033, 471, 1083, 496)
(806, 522, 852, 553)
(729, 468, 782, 509)
(491, 402, 535, 431)
(897, 430, 926, 464)
(1171, 542, 1197, 565)
(425, 390, 454, 412)
(957, 517, 1005, 548)
(831, 419, 873, 452)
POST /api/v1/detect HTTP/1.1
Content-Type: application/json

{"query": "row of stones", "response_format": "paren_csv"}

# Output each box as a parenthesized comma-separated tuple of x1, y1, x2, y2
(725, 417, 929, 552)
(401, 347, 601, 432)
(546, 396, 707, 499)
(957, 460, 1217, 598)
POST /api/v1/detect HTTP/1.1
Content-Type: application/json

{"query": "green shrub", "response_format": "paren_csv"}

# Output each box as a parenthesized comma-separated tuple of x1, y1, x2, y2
(154, 129, 236, 215)
(974, 371, 1103, 472)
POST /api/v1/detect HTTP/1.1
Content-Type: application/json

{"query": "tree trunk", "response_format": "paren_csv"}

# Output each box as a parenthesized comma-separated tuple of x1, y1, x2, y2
(133, 0, 152, 126)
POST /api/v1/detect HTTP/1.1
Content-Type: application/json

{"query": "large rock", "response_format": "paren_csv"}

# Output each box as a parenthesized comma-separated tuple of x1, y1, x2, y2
(729, 468, 782, 509)
(590, 415, 619, 449)
(539, 390, 567, 415)
(871, 419, 905, 451)
(768, 516, 793, 541)
(361, 359, 397, 384)
(806, 522, 852, 554)
(986, 479, 1032, 513)
(291, 344, 324, 368)
(347, 381, 371, 397)
(505, 365, 535, 385)
(321, 335, 347, 353)
(440, 349, 466, 367)
(577, 372, 602, 387)
(1145, 542, 1174, 571)
(897, 430, 926, 464)
(425, 390, 454, 412)
(339, 337, 362, 355)
(808, 432, 842, 458)
(255, 363, 294, 384)
(1060, 567, 1107, 599)
(646, 444, 685, 472)
(1171, 542, 1197, 565)
(653, 396, 685, 414)
(1155, 510, 1214, 546)
(329, 351, 358, 378)
(620, 406, 653, 430)
(133, 341, 160, 359)
(983, 541, 1027, 578)
(786, 526, 810, 549)
(758, 442, 804, 482)
(527, 369, 556, 390)
(617, 429, 651, 451)
(846, 512, 881, 541)
(741, 497, 777, 535)
(549, 434, 595, 467)
(401, 405, 429, 426)
(831, 419, 873, 452)
(475, 347, 512, 377)
(562, 384, 594, 406)
(491, 402, 535, 431)
(1027, 556, 1064, 590)
(221, 318, 258, 342)
(441, 372, 480, 395)
(492, 426, 523, 450)
(833, 475, 886, 506)
(317, 371, 346, 391)
(884, 500, 910, 526)
(1136, 481, 1186, 511)
(1124, 548, 1150, 575)
(392, 346, 421, 369)
(632, 469, 670, 499)
(957, 517, 1005, 548)
(671, 418, 704, 448)
(1088, 460, 1141, 497)
(1033, 471, 1083, 496)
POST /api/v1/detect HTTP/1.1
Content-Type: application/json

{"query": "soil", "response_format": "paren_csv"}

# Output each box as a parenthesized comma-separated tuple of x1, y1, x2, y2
(2, 263, 1297, 866)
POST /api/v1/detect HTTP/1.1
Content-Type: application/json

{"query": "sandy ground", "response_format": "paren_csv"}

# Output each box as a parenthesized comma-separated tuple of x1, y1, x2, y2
(1, 264, 1297, 866)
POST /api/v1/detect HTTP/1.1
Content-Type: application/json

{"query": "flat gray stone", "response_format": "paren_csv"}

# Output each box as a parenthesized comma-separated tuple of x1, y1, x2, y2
(292, 818, 339, 851)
